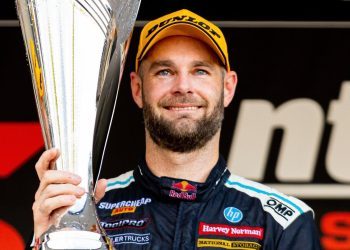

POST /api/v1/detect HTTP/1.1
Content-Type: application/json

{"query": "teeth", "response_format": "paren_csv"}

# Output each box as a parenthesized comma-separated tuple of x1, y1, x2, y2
(170, 106, 198, 111)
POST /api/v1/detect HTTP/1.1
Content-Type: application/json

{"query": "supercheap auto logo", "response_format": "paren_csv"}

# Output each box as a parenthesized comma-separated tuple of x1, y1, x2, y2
(98, 198, 152, 216)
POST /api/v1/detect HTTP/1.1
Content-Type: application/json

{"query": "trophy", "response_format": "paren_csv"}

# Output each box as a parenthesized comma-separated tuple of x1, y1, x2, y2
(16, 0, 141, 249)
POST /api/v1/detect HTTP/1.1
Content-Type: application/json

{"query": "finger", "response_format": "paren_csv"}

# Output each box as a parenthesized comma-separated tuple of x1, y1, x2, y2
(35, 148, 60, 180)
(94, 178, 107, 203)
(35, 170, 81, 201)
(34, 194, 77, 220)
(33, 194, 77, 237)
(40, 183, 85, 201)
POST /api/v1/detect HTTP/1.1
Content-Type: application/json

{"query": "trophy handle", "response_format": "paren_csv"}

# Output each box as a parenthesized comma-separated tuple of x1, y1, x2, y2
(93, 0, 141, 184)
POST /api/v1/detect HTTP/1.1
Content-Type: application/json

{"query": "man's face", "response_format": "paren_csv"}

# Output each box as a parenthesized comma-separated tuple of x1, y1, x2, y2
(136, 36, 229, 152)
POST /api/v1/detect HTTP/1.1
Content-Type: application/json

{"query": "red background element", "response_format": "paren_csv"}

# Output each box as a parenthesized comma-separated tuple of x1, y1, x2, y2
(321, 212, 350, 250)
(0, 220, 25, 250)
(0, 122, 43, 178)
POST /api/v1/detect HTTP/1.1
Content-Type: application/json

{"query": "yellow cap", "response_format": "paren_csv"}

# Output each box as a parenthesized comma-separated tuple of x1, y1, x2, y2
(135, 9, 230, 72)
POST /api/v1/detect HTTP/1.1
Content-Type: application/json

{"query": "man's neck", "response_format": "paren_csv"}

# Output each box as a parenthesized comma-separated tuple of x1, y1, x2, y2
(144, 132, 220, 183)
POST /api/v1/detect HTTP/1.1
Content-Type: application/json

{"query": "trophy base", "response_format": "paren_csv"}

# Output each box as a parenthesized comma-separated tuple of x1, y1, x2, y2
(40, 231, 113, 250)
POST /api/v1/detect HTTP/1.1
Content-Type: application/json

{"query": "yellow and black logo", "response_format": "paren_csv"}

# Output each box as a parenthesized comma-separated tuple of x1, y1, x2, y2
(197, 239, 261, 250)
(111, 206, 136, 216)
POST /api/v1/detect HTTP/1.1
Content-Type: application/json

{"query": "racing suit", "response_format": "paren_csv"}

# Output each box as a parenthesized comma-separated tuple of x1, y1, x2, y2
(97, 156, 322, 249)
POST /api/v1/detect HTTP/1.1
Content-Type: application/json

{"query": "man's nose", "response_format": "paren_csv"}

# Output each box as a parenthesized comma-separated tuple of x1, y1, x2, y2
(171, 73, 193, 94)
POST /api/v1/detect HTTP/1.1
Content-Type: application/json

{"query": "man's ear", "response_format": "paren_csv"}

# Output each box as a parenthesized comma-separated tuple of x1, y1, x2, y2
(130, 71, 143, 108)
(223, 70, 238, 107)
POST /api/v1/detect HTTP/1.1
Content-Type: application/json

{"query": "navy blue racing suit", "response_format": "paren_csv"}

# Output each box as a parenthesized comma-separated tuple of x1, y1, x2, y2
(97, 156, 322, 249)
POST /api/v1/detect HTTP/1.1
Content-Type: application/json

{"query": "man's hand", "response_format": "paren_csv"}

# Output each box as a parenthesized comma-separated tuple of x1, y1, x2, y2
(32, 148, 107, 238)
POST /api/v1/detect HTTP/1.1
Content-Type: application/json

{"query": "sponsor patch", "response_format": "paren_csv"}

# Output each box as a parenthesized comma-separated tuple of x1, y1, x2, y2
(169, 180, 197, 201)
(101, 218, 149, 230)
(199, 222, 264, 240)
(110, 233, 150, 245)
(99, 198, 152, 216)
(223, 207, 243, 223)
(111, 206, 136, 216)
(99, 198, 152, 210)
(172, 180, 197, 192)
(169, 190, 196, 200)
(197, 239, 261, 250)
(264, 198, 295, 221)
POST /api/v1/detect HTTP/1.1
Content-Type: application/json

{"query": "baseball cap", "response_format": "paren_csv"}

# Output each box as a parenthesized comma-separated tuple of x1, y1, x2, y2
(135, 9, 230, 72)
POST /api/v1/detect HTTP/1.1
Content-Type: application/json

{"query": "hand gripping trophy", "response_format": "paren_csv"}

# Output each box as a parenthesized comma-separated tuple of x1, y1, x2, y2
(16, 0, 141, 249)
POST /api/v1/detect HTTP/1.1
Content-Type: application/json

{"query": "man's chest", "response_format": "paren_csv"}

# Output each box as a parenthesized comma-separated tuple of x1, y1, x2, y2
(97, 194, 271, 250)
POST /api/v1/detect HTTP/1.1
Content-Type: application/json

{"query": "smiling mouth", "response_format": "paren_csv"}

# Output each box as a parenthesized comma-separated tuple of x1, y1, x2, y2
(166, 106, 201, 111)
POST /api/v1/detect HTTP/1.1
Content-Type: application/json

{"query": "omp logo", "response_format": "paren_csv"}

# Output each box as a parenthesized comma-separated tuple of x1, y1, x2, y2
(228, 81, 350, 198)
(264, 198, 295, 221)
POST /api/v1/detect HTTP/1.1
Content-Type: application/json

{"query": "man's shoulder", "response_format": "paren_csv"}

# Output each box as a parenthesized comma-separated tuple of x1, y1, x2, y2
(105, 170, 135, 192)
(224, 174, 314, 229)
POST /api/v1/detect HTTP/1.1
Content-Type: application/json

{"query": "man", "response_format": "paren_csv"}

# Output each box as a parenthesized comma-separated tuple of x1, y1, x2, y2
(32, 9, 321, 249)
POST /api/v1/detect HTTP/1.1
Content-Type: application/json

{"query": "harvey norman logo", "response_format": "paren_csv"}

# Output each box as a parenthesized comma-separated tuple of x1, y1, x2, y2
(228, 81, 350, 199)
(199, 222, 264, 240)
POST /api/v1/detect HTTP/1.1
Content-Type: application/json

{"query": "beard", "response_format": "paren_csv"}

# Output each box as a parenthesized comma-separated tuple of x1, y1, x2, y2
(143, 93, 224, 153)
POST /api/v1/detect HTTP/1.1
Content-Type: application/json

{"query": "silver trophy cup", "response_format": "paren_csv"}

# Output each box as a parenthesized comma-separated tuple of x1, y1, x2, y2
(16, 0, 141, 249)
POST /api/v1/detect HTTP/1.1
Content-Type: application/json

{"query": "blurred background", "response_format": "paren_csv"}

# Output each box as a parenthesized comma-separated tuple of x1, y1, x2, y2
(1, 1, 350, 249)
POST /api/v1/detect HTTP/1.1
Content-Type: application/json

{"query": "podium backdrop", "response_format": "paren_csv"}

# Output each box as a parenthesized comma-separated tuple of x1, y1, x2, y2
(1, 1, 350, 249)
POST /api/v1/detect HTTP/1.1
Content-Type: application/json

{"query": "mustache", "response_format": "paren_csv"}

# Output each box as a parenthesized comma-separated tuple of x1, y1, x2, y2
(159, 95, 207, 107)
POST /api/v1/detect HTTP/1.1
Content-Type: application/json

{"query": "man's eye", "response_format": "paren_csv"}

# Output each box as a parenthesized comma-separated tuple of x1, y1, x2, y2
(156, 69, 171, 76)
(195, 69, 209, 75)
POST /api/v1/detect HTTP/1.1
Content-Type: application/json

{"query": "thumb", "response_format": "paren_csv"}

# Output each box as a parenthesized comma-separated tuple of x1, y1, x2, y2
(94, 178, 107, 203)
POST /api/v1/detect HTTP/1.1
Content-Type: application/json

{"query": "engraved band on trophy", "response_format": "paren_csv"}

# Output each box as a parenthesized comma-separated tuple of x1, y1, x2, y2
(16, 0, 141, 249)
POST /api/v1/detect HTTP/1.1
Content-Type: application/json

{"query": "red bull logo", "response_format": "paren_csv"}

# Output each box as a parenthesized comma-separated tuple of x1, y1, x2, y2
(171, 181, 197, 192)
(169, 181, 197, 200)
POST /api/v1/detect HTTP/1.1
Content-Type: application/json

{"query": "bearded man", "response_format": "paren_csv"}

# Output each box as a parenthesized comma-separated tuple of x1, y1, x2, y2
(31, 9, 321, 250)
